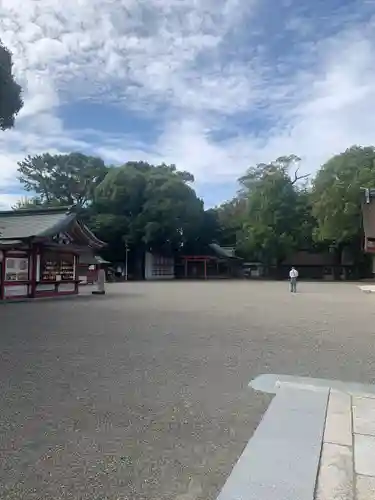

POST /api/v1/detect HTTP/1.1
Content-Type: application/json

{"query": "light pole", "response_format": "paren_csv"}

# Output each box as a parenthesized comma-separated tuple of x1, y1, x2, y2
(125, 242, 129, 281)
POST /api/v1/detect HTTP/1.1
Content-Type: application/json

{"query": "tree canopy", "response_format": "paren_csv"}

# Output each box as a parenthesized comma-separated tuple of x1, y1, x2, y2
(214, 198, 248, 247)
(17, 152, 108, 207)
(311, 146, 375, 246)
(0, 42, 23, 131)
(217, 156, 314, 265)
(90, 161, 206, 263)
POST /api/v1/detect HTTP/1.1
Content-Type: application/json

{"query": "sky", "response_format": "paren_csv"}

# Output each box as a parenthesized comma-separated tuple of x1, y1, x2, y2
(1, 0, 375, 209)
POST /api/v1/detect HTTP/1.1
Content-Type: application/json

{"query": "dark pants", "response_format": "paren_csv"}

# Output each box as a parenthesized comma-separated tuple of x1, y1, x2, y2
(290, 278, 297, 292)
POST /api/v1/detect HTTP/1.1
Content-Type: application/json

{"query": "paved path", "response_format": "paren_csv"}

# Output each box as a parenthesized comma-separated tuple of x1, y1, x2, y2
(218, 374, 375, 499)
(318, 389, 375, 500)
(1, 281, 375, 499)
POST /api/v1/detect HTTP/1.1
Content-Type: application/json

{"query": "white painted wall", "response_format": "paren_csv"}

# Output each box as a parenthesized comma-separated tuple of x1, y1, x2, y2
(145, 252, 175, 280)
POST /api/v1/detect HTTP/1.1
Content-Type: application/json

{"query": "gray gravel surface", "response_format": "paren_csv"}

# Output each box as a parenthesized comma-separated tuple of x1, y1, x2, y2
(1, 281, 375, 499)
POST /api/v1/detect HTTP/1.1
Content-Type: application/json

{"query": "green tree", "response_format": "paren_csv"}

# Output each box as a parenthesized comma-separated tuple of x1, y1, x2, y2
(90, 161, 206, 272)
(214, 197, 248, 247)
(17, 152, 109, 207)
(294, 188, 317, 250)
(311, 145, 375, 276)
(312, 146, 375, 246)
(0, 42, 23, 130)
(235, 155, 311, 265)
(181, 208, 222, 255)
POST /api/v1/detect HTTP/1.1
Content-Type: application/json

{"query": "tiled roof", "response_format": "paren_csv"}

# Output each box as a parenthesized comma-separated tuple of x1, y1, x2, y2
(79, 253, 110, 265)
(0, 208, 106, 250)
(209, 243, 241, 260)
(0, 207, 73, 239)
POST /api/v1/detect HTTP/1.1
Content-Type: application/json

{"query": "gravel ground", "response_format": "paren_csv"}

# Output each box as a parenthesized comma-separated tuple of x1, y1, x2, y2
(1, 281, 375, 499)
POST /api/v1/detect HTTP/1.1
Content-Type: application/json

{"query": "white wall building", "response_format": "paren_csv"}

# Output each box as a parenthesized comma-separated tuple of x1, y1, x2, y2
(144, 252, 175, 280)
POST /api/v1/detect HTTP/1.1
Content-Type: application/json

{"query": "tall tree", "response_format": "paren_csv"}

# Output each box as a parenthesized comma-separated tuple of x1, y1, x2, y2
(311, 146, 375, 246)
(90, 161, 205, 270)
(17, 152, 109, 207)
(235, 155, 311, 265)
(0, 41, 23, 131)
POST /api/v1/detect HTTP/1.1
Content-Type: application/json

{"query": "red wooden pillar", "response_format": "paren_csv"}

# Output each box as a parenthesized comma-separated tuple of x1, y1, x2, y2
(30, 245, 38, 298)
(0, 250, 6, 300)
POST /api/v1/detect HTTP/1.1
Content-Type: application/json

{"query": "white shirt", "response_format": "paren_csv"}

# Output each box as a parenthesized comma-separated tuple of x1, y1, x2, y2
(289, 269, 298, 278)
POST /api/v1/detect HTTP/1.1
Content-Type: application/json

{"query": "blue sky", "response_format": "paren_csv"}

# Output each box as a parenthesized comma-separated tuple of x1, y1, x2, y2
(1, 0, 375, 208)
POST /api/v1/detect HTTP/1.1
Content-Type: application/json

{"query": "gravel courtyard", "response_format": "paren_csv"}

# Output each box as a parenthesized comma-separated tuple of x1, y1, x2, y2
(1, 281, 375, 499)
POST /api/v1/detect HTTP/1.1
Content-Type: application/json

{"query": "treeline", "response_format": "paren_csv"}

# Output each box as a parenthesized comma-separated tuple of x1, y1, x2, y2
(217, 147, 375, 269)
(15, 155, 219, 269)
(14, 146, 375, 273)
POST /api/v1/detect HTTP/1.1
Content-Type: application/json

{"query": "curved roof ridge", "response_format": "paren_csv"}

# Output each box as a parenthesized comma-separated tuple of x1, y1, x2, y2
(0, 207, 105, 248)
(0, 206, 72, 217)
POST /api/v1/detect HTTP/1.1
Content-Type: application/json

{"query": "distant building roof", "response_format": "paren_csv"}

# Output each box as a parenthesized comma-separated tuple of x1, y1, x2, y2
(209, 243, 241, 260)
(79, 253, 110, 265)
(0, 206, 105, 249)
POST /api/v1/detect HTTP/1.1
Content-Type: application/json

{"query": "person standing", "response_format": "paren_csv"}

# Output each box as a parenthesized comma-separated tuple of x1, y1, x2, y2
(289, 266, 298, 293)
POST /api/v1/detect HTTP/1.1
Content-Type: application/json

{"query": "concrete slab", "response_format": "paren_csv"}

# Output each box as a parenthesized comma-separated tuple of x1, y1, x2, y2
(249, 374, 375, 398)
(216, 385, 329, 500)
(315, 443, 353, 500)
(354, 434, 375, 477)
(324, 392, 352, 447)
(356, 475, 375, 499)
(353, 397, 375, 436)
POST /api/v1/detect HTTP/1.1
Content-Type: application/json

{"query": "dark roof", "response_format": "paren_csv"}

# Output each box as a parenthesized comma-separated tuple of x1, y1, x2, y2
(0, 207, 74, 239)
(0, 207, 105, 249)
(79, 253, 110, 265)
(209, 243, 241, 260)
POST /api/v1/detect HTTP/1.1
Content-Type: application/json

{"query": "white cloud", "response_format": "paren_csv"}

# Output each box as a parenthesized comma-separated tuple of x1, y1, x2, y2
(0, 0, 375, 208)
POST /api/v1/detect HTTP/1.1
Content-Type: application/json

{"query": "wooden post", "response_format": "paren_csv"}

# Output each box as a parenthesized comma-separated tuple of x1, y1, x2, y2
(30, 245, 38, 298)
(0, 250, 6, 300)
(204, 259, 207, 280)
(74, 254, 79, 294)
